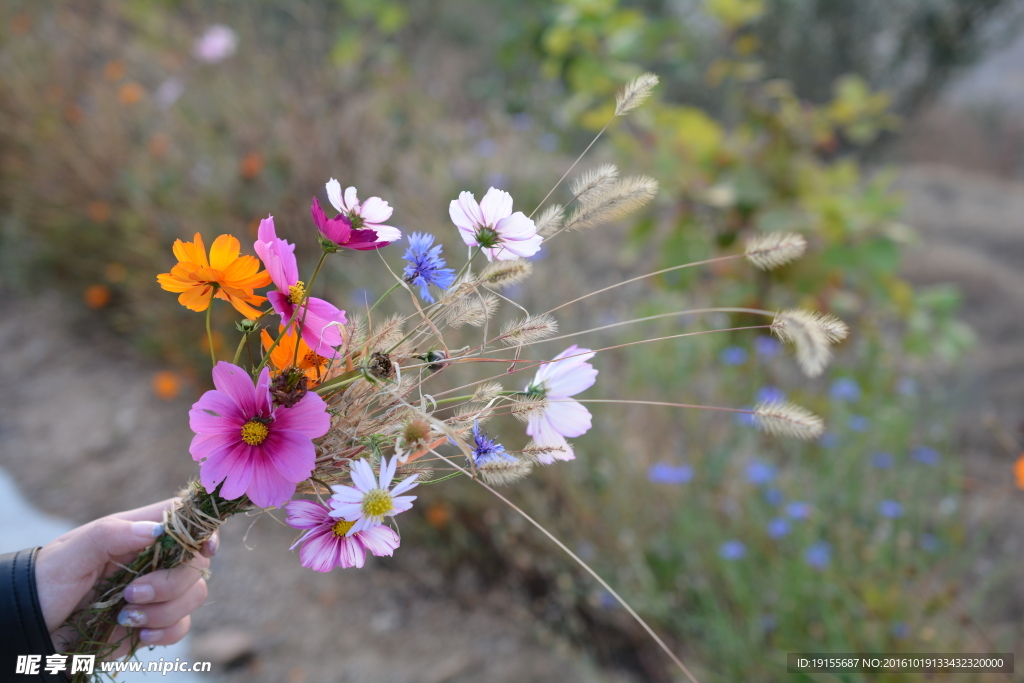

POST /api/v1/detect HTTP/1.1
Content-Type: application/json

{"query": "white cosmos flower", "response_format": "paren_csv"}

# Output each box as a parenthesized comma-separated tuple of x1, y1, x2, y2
(329, 456, 419, 535)
(449, 187, 543, 262)
(325, 178, 402, 243)
(525, 345, 598, 463)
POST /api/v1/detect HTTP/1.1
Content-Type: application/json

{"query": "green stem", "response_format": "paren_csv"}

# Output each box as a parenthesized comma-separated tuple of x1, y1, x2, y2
(205, 304, 216, 366)
(292, 252, 330, 367)
(231, 331, 249, 366)
(418, 471, 465, 485)
(369, 282, 402, 314)
(313, 370, 362, 395)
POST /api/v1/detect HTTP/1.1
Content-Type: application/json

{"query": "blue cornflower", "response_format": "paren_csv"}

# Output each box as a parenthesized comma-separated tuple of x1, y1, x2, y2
(848, 415, 869, 432)
(804, 541, 831, 569)
(919, 533, 939, 553)
(878, 500, 903, 518)
(830, 377, 861, 402)
(767, 517, 790, 539)
(719, 346, 748, 365)
(402, 232, 456, 303)
(756, 385, 786, 404)
(746, 460, 777, 486)
(719, 540, 746, 560)
(871, 452, 894, 469)
(819, 432, 840, 449)
(470, 422, 514, 467)
(786, 501, 812, 519)
(754, 336, 781, 359)
(911, 446, 940, 466)
(763, 487, 784, 506)
(647, 462, 694, 485)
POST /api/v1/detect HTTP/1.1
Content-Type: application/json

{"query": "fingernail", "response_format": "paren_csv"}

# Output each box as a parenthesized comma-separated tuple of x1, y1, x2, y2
(202, 532, 219, 558)
(117, 609, 147, 628)
(139, 628, 163, 644)
(124, 584, 155, 604)
(131, 522, 164, 539)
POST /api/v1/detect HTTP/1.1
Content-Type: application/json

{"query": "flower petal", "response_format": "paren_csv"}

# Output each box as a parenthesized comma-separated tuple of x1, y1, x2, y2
(326, 178, 345, 213)
(211, 362, 261, 418)
(262, 430, 316, 483)
(285, 499, 331, 530)
(450, 192, 483, 229)
(343, 186, 359, 213)
(367, 223, 402, 243)
(199, 440, 254, 500)
(389, 475, 419, 497)
(190, 391, 246, 433)
(542, 399, 593, 438)
(299, 529, 344, 572)
(378, 455, 397, 490)
(350, 459, 377, 493)
(360, 196, 393, 224)
(247, 457, 297, 508)
(480, 187, 513, 226)
(273, 391, 331, 438)
(358, 525, 400, 557)
(209, 234, 242, 272)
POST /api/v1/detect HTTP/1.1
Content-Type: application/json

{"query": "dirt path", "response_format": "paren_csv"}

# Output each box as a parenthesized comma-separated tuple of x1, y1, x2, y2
(0, 294, 633, 683)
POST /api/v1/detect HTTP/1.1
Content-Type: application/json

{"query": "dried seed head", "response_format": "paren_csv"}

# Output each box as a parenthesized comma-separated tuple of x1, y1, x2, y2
(398, 462, 434, 482)
(445, 293, 499, 329)
(454, 404, 494, 425)
(499, 314, 559, 347)
(366, 351, 394, 379)
(402, 418, 432, 447)
(368, 314, 405, 351)
(535, 204, 565, 237)
(519, 441, 569, 463)
(615, 72, 659, 116)
(564, 176, 658, 232)
(479, 259, 534, 289)
(745, 233, 808, 270)
(772, 309, 848, 377)
(753, 401, 825, 440)
(478, 457, 533, 486)
(269, 367, 309, 408)
(570, 164, 619, 207)
(471, 382, 504, 404)
(510, 395, 547, 423)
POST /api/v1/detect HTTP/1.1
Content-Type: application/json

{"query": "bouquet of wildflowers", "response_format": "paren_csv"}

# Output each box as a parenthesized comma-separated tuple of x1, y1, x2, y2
(63, 74, 846, 682)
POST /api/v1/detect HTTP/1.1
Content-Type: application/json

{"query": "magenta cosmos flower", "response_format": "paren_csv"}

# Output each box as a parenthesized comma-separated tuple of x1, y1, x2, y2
(525, 345, 598, 463)
(284, 499, 400, 572)
(253, 216, 346, 358)
(329, 456, 419, 535)
(326, 179, 402, 243)
(449, 188, 542, 262)
(189, 362, 331, 508)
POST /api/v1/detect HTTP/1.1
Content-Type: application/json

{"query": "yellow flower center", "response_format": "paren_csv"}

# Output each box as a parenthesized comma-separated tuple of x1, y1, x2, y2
(288, 281, 306, 305)
(331, 519, 356, 538)
(240, 419, 269, 446)
(361, 489, 394, 518)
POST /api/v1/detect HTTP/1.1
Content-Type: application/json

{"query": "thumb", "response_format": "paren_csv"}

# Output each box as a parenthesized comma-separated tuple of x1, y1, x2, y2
(66, 517, 164, 570)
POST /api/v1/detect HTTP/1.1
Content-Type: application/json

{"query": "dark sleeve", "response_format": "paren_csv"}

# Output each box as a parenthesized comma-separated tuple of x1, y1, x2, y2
(0, 548, 69, 682)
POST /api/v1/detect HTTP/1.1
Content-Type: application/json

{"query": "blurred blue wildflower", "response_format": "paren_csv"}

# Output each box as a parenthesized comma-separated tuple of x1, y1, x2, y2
(896, 377, 918, 396)
(485, 172, 508, 189)
(470, 422, 514, 467)
(871, 452, 894, 469)
(719, 540, 746, 560)
(848, 415, 869, 432)
(786, 501, 812, 519)
(878, 500, 903, 518)
(919, 533, 939, 553)
(512, 112, 533, 131)
(734, 408, 758, 427)
(756, 385, 786, 404)
(819, 432, 840, 449)
(597, 590, 618, 610)
(767, 517, 790, 539)
(830, 377, 861, 402)
(475, 138, 497, 157)
(754, 336, 781, 358)
(746, 460, 777, 486)
(892, 622, 911, 639)
(402, 232, 456, 303)
(911, 446, 940, 465)
(350, 287, 375, 308)
(720, 346, 748, 365)
(763, 487, 784, 506)
(760, 614, 778, 632)
(804, 541, 831, 569)
(647, 462, 694, 485)
(538, 132, 558, 152)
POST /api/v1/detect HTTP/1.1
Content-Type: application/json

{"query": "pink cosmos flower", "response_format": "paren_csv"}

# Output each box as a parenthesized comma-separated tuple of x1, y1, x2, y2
(254, 216, 346, 357)
(189, 362, 331, 508)
(284, 499, 400, 572)
(192, 25, 238, 64)
(449, 187, 542, 261)
(525, 345, 598, 463)
(326, 179, 402, 243)
(329, 456, 419, 535)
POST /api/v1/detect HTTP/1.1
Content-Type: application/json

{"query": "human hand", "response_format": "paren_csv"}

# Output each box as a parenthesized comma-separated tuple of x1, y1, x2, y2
(35, 499, 218, 656)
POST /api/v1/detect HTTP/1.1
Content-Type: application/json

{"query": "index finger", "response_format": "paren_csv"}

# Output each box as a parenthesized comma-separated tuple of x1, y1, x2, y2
(109, 498, 182, 524)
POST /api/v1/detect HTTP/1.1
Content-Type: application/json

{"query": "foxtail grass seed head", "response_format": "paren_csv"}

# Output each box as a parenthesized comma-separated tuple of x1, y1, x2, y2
(519, 441, 569, 463)
(510, 395, 547, 423)
(499, 314, 559, 347)
(478, 457, 533, 486)
(745, 233, 808, 270)
(772, 309, 847, 377)
(570, 164, 619, 207)
(479, 259, 533, 289)
(445, 293, 499, 328)
(615, 72, 659, 117)
(535, 204, 565, 237)
(471, 382, 504, 404)
(753, 400, 825, 440)
(564, 176, 658, 232)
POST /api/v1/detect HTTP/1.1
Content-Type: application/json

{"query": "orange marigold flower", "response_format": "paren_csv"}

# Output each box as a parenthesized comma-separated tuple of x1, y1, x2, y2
(260, 325, 333, 383)
(157, 233, 271, 319)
